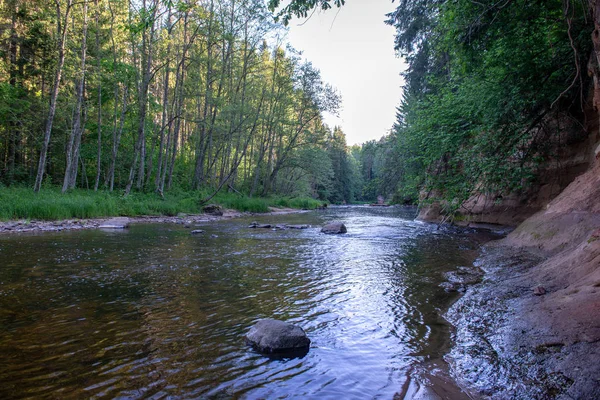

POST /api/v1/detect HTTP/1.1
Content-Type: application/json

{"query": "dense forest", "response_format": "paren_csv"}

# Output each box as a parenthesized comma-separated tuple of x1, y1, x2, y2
(0, 0, 596, 213)
(271, 0, 596, 212)
(0, 0, 367, 205)
(382, 0, 594, 211)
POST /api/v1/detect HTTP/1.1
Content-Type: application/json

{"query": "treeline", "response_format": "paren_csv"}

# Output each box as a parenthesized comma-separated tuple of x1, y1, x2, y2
(0, 0, 367, 204)
(275, 0, 596, 210)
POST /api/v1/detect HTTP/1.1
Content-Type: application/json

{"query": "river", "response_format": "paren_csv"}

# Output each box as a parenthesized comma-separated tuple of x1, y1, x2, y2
(0, 206, 499, 399)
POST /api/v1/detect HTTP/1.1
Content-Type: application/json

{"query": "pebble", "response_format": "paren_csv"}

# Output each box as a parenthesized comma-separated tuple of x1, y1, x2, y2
(533, 286, 547, 296)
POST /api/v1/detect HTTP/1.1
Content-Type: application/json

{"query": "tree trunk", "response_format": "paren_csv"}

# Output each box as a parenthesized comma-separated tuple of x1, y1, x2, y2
(34, 0, 73, 192)
(125, 0, 156, 195)
(93, 0, 102, 191)
(154, 8, 173, 193)
(63, 0, 88, 192)
(193, 0, 214, 189)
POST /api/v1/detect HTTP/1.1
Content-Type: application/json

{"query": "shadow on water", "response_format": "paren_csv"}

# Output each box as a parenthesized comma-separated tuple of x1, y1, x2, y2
(0, 206, 499, 399)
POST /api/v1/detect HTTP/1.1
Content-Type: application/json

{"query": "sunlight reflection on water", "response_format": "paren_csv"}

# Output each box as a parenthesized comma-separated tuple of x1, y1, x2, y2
(0, 206, 493, 399)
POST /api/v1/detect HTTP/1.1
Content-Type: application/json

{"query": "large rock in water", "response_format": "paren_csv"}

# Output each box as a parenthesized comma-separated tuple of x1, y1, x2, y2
(321, 222, 347, 234)
(245, 319, 310, 354)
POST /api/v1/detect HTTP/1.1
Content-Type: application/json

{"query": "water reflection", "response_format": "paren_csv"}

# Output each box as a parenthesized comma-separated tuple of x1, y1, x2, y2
(0, 206, 493, 399)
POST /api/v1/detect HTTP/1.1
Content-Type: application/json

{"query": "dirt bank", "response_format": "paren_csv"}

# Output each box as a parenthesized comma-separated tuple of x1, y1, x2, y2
(447, 161, 600, 398)
(0, 207, 303, 235)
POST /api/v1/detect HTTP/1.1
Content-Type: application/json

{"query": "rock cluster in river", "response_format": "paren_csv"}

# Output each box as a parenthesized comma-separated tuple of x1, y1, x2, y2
(248, 222, 309, 230)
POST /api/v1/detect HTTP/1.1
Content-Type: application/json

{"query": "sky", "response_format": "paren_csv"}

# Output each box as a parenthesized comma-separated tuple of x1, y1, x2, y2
(285, 0, 406, 146)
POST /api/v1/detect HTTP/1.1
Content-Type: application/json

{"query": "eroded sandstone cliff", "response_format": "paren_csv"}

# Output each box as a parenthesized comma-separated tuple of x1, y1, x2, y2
(447, 137, 600, 398)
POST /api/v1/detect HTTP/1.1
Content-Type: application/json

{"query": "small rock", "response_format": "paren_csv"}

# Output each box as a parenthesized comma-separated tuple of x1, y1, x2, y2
(211, 234, 218, 238)
(287, 225, 309, 229)
(249, 222, 272, 229)
(99, 217, 130, 229)
(439, 282, 459, 292)
(321, 222, 347, 234)
(444, 271, 481, 285)
(533, 286, 547, 296)
(191, 230, 204, 235)
(203, 204, 223, 216)
(246, 319, 310, 354)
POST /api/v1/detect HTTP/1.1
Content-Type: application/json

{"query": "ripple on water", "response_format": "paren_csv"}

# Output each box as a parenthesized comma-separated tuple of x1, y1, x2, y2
(0, 206, 486, 398)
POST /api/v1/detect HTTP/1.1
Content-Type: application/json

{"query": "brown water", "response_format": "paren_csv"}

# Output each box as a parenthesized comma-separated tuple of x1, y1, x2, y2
(0, 206, 495, 399)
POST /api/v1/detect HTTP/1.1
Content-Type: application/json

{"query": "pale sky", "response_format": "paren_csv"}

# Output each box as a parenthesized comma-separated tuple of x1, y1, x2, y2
(285, 0, 406, 146)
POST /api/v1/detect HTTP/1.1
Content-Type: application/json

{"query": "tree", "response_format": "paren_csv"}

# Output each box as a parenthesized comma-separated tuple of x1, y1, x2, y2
(33, 0, 74, 192)
(62, 0, 88, 192)
(0, 0, 341, 202)
(268, 0, 345, 25)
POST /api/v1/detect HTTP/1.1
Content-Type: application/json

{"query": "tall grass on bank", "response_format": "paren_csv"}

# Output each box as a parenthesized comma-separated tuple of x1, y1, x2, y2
(0, 186, 325, 221)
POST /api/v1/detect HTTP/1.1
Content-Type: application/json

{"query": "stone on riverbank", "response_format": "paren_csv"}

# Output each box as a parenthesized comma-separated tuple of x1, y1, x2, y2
(203, 204, 223, 216)
(287, 224, 309, 229)
(98, 217, 130, 229)
(321, 222, 347, 234)
(246, 319, 310, 354)
(249, 222, 272, 229)
(533, 286, 546, 296)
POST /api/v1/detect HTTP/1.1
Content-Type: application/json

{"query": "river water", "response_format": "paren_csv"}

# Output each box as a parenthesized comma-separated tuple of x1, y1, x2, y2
(0, 206, 496, 399)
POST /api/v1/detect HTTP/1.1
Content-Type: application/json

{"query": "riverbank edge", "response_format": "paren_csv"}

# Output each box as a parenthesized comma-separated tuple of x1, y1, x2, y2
(444, 161, 600, 398)
(0, 207, 306, 234)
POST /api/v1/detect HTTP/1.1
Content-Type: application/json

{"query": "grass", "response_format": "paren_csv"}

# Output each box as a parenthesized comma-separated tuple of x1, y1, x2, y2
(0, 186, 325, 221)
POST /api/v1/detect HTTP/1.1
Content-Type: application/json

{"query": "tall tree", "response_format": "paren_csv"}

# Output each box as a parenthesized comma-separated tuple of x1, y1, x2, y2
(34, 0, 73, 192)
(62, 0, 88, 192)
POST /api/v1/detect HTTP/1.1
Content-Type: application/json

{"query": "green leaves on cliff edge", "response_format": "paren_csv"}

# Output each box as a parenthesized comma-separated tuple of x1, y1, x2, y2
(385, 0, 592, 210)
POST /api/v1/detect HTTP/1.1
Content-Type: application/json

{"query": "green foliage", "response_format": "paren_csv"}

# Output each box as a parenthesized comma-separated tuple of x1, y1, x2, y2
(0, 187, 118, 220)
(0, 0, 342, 206)
(214, 193, 271, 213)
(0, 186, 324, 221)
(268, 0, 345, 25)
(326, 126, 356, 203)
(382, 0, 592, 212)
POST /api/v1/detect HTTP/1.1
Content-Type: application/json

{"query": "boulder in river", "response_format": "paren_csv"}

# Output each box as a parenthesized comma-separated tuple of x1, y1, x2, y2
(321, 222, 347, 234)
(246, 319, 310, 355)
(202, 204, 223, 216)
(99, 217, 130, 229)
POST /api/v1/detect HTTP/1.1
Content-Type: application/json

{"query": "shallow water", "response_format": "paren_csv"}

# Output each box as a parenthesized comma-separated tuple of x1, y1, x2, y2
(0, 206, 495, 399)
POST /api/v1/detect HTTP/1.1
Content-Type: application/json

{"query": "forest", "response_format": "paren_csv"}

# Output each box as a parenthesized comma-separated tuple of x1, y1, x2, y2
(0, 0, 595, 217)
(0, 0, 368, 212)
(271, 0, 595, 213)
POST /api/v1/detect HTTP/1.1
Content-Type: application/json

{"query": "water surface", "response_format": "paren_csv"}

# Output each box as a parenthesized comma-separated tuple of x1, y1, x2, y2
(0, 206, 494, 398)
